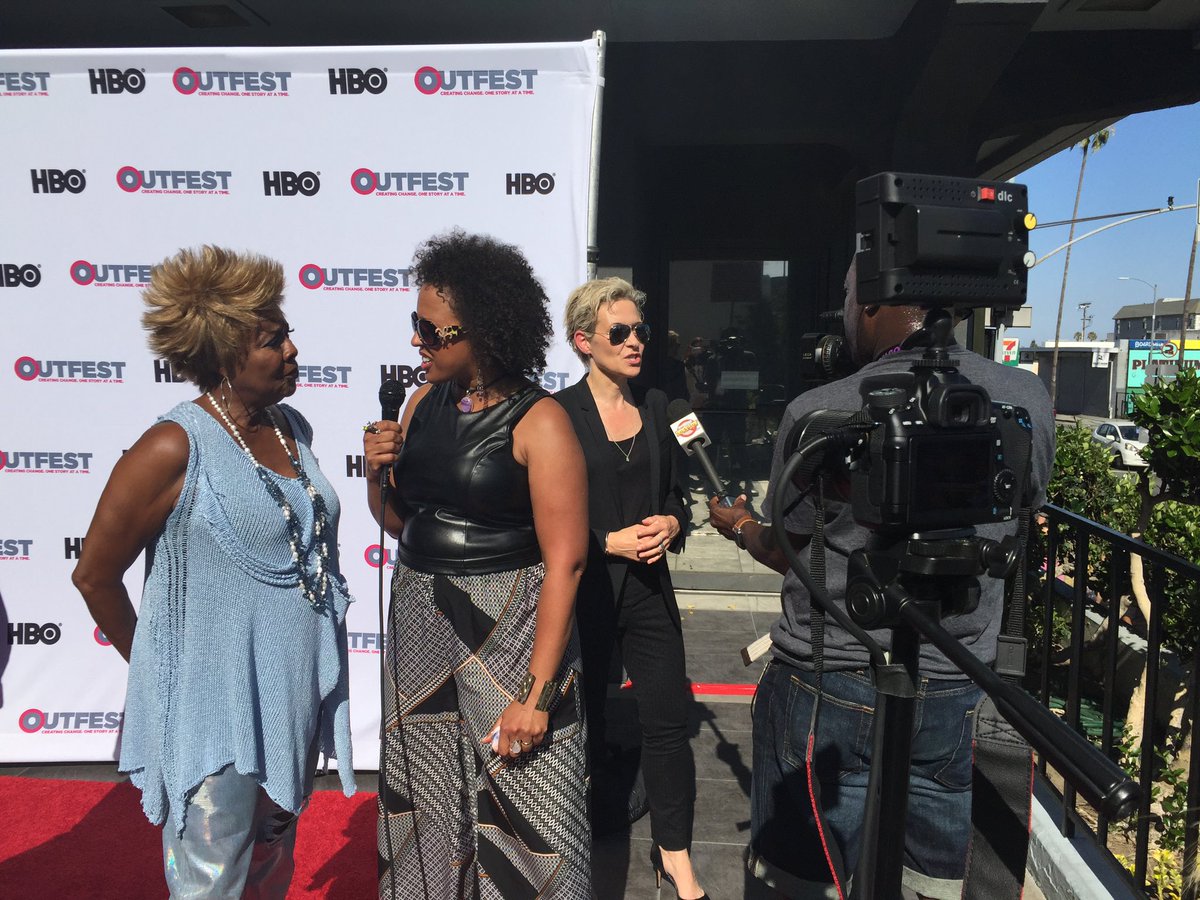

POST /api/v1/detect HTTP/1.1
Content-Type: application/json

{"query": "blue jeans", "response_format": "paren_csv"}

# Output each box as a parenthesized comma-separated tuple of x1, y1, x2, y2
(749, 659, 981, 900)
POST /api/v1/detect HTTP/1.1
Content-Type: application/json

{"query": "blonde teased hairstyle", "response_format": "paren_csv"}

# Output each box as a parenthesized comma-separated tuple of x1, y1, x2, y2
(563, 276, 646, 364)
(141, 246, 285, 390)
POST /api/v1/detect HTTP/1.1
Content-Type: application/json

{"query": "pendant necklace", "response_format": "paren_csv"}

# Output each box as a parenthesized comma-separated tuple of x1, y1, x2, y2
(612, 432, 637, 463)
(458, 374, 508, 412)
(206, 392, 332, 612)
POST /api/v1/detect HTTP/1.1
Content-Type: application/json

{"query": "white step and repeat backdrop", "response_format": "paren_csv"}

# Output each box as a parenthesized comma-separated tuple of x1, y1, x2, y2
(0, 42, 597, 766)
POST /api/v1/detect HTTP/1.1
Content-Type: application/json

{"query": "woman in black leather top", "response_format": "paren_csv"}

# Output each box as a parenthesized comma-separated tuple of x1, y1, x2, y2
(555, 278, 705, 899)
(363, 230, 590, 898)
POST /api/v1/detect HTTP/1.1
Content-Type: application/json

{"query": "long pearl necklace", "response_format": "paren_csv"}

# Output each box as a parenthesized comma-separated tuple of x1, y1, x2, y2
(206, 392, 332, 612)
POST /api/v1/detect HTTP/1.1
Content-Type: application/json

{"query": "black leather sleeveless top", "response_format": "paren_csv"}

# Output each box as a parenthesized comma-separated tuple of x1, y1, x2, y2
(394, 380, 548, 575)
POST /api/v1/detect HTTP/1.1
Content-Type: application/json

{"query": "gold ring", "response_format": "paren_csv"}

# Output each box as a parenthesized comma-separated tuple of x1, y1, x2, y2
(519, 740, 532, 747)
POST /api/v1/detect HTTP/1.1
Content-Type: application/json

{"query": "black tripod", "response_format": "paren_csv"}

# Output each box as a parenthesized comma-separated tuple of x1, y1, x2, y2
(828, 529, 1140, 898)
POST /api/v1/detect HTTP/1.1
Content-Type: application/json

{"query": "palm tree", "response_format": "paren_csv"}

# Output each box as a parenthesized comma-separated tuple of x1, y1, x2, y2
(1049, 128, 1113, 412)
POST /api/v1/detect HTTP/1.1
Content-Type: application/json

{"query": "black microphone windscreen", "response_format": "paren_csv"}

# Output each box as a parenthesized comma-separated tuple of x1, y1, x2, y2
(666, 399, 693, 423)
(378, 379, 406, 422)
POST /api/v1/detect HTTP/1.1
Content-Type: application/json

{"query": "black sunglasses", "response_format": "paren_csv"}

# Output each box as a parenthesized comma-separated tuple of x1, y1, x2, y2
(411, 311, 467, 349)
(592, 322, 651, 345)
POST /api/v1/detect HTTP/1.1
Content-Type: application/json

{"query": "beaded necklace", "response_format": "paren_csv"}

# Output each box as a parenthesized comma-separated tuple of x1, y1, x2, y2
(206, 392, 332, 612)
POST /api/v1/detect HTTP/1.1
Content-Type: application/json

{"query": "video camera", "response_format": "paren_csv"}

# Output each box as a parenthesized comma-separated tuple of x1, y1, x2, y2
(790, 171, 1036, 534)
(768, 173, 1138, 900)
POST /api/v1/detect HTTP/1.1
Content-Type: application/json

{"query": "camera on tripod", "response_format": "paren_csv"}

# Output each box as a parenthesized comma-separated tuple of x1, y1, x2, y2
(789, 171, 1036, 535)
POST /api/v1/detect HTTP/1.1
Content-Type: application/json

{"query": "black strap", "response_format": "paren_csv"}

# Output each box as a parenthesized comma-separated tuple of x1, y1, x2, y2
(804, 479, 851, 895)
(964, 504, 1035, 899)
(964, 696, 1034, 900)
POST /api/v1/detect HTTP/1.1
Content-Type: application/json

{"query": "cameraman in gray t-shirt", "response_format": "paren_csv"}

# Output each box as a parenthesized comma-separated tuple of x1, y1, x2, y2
(709, 261, 1054, 899)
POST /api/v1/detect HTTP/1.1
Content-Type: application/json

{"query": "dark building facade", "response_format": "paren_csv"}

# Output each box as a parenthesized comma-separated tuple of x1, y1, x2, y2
(6, 0, 1200, 486)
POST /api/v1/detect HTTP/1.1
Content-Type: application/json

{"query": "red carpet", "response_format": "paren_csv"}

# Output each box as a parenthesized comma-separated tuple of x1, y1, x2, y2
(0, 777, 376, 898)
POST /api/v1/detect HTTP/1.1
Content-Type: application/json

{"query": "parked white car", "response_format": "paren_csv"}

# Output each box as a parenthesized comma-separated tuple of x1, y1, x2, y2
(1090, 420, 1149, 469)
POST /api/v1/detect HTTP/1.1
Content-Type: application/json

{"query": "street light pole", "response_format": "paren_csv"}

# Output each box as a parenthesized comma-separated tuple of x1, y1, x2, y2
(1119, 275, 1158, 381)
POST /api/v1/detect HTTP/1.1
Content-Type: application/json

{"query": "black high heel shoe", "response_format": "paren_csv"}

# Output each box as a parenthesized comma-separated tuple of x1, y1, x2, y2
(650, 846, 709, 900)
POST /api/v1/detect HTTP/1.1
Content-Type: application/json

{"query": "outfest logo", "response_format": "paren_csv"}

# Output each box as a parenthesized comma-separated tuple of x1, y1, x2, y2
(0, 450, 94, 474)
(14, 356, 126, 383)
(349, 169, 468, 197)
(116, 166, 232, 194)
(70, 260, 152, 287)
(0, 71, 50, 96)
(19, 708, 123, 734)
(413, 66, 537, 96)
(172, 67, 291, 96)
(295, 364, 352, 389)
(298, 264, 412, 292)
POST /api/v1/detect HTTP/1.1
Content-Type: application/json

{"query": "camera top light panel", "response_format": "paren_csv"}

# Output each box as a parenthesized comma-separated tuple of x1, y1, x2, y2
(855, 172, 1033, 311)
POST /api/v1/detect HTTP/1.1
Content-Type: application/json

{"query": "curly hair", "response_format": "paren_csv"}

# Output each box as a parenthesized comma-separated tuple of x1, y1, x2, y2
(411, 230, 551, 378)
(141, 246, 284, 391)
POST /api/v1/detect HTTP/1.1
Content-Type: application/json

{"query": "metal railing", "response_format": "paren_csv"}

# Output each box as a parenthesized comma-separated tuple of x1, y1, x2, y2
(1034, 504, 1200, 896)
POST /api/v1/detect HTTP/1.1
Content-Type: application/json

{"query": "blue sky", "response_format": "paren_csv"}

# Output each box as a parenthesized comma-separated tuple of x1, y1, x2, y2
(1018, 100, 1200, 345)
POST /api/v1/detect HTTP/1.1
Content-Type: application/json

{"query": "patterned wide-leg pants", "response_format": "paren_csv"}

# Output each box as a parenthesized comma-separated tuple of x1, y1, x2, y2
(377, 562, 590, 899)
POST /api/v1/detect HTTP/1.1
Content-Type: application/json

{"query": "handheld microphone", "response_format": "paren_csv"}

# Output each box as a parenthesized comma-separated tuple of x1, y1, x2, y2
(379, 379, 406, 424)
(666, 399, 733, 507)
(378, 379, 406, 491)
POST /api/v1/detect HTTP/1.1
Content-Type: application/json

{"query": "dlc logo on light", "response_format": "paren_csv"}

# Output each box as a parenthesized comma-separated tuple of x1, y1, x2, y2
(298, 263, 412, 292)
(116, 166, 232, 195)
(413, 66, 536, 96)
(0, 71, 50, 96)
(172, 67, 291, 96)
(350, 169, 468, 197)
(70, 260, 152, 288)
(14, 356, 126, 384)
(19, 708, 123, 734)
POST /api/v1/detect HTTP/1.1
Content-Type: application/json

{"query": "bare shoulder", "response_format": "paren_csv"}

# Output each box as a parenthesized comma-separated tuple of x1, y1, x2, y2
(519, 395, 575, 432)
(126, 419, 189, 470)
(98, 418, 190, 510)
(513, 396, 581, 464)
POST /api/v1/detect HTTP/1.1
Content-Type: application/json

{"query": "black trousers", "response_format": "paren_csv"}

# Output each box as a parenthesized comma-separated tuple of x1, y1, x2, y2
(578, 571, 695, 851)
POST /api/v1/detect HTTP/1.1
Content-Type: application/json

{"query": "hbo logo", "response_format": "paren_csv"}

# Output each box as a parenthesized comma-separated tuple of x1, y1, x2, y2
(263, 170, 320, 197)
(31, 168, 86, 194)
(328, 67, 387, 95)
(505, 173, 554, 196)
(0, 264, 40, 288)
(7, 623, 61, 645)
(88, 68, 146, 95)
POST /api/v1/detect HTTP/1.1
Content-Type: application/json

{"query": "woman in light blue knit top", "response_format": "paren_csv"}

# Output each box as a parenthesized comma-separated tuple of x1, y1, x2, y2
(73, 245, 355, 899)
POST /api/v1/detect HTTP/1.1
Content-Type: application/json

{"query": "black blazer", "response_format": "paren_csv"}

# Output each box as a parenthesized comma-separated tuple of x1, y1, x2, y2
(555, 377, 690, 615)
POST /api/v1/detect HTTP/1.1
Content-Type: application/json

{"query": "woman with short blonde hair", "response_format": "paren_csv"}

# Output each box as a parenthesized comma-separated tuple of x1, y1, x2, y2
(556, 277, 705, 898)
